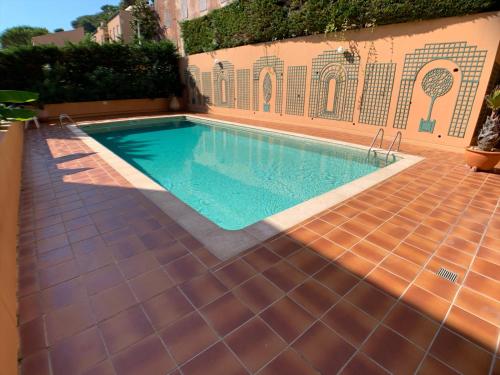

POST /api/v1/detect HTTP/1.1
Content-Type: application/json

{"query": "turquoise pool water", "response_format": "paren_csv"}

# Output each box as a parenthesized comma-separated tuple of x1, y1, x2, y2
(86, 117, 389, 230)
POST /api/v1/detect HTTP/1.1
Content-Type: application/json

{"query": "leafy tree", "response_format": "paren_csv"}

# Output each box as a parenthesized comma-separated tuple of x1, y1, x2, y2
(54, 28, 64, 33)
(71, 5, 119, 33)
(120, 0, 136, 9)
(0, 26, 48, 48)
(130, 0, 163, 42)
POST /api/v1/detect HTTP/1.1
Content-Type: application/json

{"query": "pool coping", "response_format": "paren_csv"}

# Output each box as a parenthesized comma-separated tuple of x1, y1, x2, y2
(67, 114, 424, 260)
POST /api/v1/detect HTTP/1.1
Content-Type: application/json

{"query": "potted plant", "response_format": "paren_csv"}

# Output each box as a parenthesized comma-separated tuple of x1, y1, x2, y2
(465, 86, 500, 171)
(0, 90, 39, 129)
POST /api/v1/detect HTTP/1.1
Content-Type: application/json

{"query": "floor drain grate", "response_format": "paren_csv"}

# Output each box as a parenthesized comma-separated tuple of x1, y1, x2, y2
(436, 267, 458, 283)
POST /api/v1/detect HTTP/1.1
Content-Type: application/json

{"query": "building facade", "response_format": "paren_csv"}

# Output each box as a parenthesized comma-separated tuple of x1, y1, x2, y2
(32, 27, 85, 47)
(154, 0, 233, 54)
(92, 9, 134, 44)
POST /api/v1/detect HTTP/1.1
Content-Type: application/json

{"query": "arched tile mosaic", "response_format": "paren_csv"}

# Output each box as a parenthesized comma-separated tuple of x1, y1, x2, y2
(393, 42, 487, 138)
(359, 63, 396, 127)
(236, 69, 250, 110)
(308, 50, 360, 121)
(186, 65, 201, 105)
(202, 72, 212, 105)
(213, 60, 235, 108)
(286, 66, 307, 116)
(252, 56, 284, 113)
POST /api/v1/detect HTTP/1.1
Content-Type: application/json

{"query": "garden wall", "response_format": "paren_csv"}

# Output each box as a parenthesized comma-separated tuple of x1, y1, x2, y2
(183, 12, 500, 149)
(0, 123, 24, 375)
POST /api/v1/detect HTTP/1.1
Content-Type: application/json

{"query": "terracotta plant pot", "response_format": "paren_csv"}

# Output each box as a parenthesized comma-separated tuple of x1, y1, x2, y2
(464, 147, 500, 171)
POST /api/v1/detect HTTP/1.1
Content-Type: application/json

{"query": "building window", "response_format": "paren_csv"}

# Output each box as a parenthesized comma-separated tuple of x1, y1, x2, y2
(199, 0, 207, 11)
(181, 0, 188, 19)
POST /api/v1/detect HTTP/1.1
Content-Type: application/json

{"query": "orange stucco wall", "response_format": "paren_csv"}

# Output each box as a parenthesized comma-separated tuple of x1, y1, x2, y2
(0, 123, 24, 375)
(183, 12, 500, 150)
(38, 98, 176, 121)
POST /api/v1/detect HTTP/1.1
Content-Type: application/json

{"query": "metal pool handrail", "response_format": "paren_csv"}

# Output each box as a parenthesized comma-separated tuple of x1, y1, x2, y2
(367, 128, 384, 156)
(385, 131, 402, 164)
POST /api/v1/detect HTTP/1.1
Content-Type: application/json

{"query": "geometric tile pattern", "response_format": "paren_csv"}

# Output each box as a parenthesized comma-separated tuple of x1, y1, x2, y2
(202, 72, 212, 105)
(236, 69, 250, 110)
(359, 63, 396, 126)
(286, 66, 307, 116)
(213, 60, 235, 108)
(308, 50, 360, 121)
(186, 65, 201, 105)
(393, 42, 487, 138)
(18, 120, 500, 375)
(252, 56, 284, 113)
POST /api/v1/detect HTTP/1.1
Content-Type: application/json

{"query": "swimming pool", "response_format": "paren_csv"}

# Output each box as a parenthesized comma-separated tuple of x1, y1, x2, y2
(83, 117, 395, 230)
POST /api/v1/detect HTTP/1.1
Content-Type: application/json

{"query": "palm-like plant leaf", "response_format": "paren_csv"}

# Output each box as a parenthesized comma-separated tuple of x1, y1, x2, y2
(0, 90, 39, 103)
(0, 106, 37, 121)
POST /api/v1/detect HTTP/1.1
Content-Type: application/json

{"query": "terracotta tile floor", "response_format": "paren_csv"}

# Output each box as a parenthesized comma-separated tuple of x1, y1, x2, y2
(18, 115, 500, 375)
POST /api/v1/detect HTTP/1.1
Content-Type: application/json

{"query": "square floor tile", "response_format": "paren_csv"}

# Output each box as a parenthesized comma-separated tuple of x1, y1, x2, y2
(111, 335, 175, 375)
(225, 317, 286, 372)
(45, 301, 96, 344)
(362, 325, 425, 374)
(233, 274, 284, 314)
(164, 254, 206, 284)
(214, 259, 256, 289)
(99, 305, 154, 354)
(179, 272, 228, 308)
(142, 287, 193, 330)
(262, 261, 307, 292)
(322, 300, 377, 346)
(258, 348, 318, 375)
(129, 268, 174, 302)
(200, 292, 253, 337)
(292, 322, 355, 374)
(260, 296, 315, 343)
(50, 328, 107, 375)
(289, 279, 339, 318)
(180, 342, 247, 375)
(91, 283, 137, 321)
(160, 311, 218, 365)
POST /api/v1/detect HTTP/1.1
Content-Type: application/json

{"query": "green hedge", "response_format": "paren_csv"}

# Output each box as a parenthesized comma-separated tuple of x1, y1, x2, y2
(0, 41, 182, 104)
(181, 0, 500, 55)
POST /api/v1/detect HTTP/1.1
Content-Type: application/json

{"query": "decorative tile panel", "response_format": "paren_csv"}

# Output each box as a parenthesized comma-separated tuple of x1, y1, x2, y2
(359, 63, 396, 126)
(286, 66, 307, 116)
(213, 60, 235, 108)
(201, 72, 212, 105)
(308, 50, 360, 121)
(185, 65, 201, 105)
(236, 69, 250, 110)
(393, 42, 487, 138)
(252, 56, 284, 113)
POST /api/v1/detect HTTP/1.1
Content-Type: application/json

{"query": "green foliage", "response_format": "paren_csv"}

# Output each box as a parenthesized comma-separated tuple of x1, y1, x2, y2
(71, 5, 119, 33)
(0, 90, 38, 121)
(130, 0, 163, 42)
(0, 26, 49, 49)
(0, 41, 181, 104)
(54, 28, 65, 33)
(486, 86, 500, 111)
(181, 0, 500, 55)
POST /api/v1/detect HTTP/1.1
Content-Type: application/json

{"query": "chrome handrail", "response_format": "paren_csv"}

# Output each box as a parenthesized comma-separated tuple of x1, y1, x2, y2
(367, 128, 384, 156)
(385, 131, 402, 164)
(59, 113, 77, 127)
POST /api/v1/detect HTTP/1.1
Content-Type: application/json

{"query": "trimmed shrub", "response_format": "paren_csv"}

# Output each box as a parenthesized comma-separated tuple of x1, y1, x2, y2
(0, 41, 182, 104)
(181, 0, 500, 55)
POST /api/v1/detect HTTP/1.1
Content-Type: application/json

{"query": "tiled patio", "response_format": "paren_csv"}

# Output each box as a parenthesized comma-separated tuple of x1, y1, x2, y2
(17, 115, 499, 375)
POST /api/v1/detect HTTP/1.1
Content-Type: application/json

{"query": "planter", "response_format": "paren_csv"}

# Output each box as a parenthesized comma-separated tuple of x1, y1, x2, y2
(38, 98, 182, 121)
(464, 147, 500, 171)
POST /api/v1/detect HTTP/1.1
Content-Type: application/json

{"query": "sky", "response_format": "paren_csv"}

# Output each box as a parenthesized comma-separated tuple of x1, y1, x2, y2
(0, 0, 121, 34)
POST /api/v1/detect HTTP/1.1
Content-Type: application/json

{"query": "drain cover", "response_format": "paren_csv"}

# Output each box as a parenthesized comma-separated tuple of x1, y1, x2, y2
(436, 267, 458, 283)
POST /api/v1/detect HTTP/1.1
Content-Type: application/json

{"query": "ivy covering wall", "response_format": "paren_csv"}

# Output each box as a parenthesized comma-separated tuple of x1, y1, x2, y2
(0, 41, 182, 104)
(181, 0, 500, 55)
